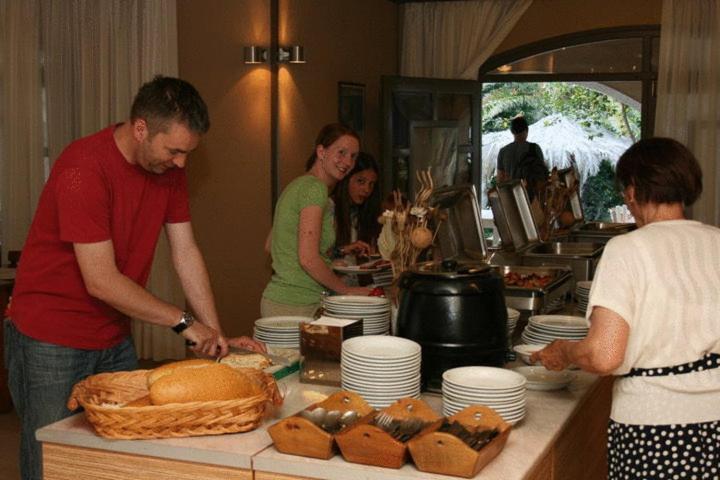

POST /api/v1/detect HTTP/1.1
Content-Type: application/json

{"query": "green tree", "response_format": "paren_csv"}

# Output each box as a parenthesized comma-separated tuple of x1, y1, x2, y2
(581, 159, 624, 221)
(482, 82, 640, 141)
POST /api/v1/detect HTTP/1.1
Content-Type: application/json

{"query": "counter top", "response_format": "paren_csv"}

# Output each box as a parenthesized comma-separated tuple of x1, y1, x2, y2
(253, 370, 603, 480)
(36, 376, 338, 469)
(37, 367, 609, 479)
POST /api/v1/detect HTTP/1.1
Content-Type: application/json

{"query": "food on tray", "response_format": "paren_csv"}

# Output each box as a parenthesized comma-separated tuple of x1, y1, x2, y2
(359, 258, 391, 270)
(503, 272, 553, 288)
(146, 359, 264, 405)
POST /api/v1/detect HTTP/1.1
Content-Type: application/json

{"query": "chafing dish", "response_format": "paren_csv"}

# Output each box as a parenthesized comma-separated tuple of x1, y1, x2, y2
(521, 241, 603, 283)
(494, 265, 572, 313)
(569, 222, 636, 244)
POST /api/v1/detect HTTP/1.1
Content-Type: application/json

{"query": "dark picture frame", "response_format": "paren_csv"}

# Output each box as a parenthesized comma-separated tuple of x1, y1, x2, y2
(338, 82, 365, 141)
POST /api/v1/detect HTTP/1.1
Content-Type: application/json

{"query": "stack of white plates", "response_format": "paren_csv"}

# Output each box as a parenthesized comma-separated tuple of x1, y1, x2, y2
(575, 281, 592, 314)
(442, 367, 527, 425)
(513, 366, 575, 391)
(372, 270, 394, 287)
(341, 336, 421, 408)
(507, 308, 521, 342)
(253, 316, 308, 348)
(323, 295, 391, 335)
(520, 315, 589, 345)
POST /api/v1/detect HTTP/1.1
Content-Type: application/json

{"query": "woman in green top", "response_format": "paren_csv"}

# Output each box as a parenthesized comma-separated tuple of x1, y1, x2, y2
(261, 124, 372, 317)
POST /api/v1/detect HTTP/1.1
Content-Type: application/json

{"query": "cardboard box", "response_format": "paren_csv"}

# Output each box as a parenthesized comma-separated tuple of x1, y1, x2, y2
(300, 316, 363, 386)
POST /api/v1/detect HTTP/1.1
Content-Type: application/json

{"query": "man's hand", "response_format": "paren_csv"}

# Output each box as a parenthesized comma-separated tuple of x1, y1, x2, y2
(183, 322, 228, 357)
(228, 336, 267, 353)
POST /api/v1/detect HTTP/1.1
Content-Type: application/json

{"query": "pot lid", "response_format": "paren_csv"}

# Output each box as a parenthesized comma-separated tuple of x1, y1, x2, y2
(488, 180, 540, 251)
(409, 259, 491, 278)
(428, 184, 488, 261)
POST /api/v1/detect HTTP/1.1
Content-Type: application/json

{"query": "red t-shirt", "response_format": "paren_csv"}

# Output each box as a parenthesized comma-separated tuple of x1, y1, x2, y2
(9, 125, 191, 349)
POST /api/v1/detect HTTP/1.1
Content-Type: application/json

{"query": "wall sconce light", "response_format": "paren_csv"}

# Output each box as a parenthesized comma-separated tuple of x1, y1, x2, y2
(244, 46, 268, 64)
(278, 46, 305, 64)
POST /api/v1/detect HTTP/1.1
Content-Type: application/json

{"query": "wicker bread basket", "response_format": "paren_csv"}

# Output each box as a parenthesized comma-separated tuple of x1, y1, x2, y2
(67, 368, 281, 440)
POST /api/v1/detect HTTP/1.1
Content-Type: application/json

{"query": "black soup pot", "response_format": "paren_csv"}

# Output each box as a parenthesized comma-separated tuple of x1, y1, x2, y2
(397, 259, 508, 392)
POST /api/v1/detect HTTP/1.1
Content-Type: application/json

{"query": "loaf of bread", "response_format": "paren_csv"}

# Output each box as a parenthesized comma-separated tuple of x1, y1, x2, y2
(220, 353, 271, 370)
(146, 360, 264, 406)
(146, 358, 216, 387)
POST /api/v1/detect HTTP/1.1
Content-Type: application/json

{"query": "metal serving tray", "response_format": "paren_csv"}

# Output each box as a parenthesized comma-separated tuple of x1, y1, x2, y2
(521, 241, 604, 284)
(430, 184, 488, 261)
(558, 167, 584, 224)
(488, 180, 539, 251)
(493, 265, 572, 312)
(569, 222, 636, 244)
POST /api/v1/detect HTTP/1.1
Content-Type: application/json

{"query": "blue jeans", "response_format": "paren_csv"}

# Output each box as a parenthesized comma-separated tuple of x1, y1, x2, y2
(4, 319, 138, 480)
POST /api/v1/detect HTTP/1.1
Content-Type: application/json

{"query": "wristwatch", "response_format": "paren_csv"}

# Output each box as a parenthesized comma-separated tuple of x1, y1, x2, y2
(171, 310, 195, 334)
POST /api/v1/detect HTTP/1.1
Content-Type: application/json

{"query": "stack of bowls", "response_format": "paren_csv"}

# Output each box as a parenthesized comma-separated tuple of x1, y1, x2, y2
(520, 315, 589, 345)
(505, 308, 521, 361)
(323, 295, 391, 335)
(253, 316, 308, 349)
(341, 336, 421, 408)
(506, 307, 521, 342)
(575, 281, 592, 314)
(442, 366, 527, 424)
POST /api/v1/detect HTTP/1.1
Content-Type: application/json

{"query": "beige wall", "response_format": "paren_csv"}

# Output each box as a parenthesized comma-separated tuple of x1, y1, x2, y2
(496, 0, 662, 54)
(176, 0, 661, 337)
(177, 0, 398, 337)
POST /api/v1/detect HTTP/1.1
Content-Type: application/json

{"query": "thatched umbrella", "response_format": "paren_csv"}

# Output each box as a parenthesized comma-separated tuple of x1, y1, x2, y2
(481, 113, 633, 187)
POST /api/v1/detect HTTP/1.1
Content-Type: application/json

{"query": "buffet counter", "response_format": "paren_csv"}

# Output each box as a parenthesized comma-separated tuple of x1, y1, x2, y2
(37, 370, 612, 480)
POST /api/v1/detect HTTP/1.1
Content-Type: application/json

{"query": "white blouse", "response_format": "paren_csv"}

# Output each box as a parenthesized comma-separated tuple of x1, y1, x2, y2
(587, 220, 720, 425)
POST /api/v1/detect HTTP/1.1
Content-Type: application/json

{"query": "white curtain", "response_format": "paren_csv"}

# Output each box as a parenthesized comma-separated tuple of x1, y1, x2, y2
(400, 0, 532, 79)
(655, 0, 720, 226)
(0, 0, 186, 360)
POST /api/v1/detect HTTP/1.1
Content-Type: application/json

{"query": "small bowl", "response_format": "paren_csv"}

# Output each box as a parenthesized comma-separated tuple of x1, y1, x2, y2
(513, 344, 545, 365)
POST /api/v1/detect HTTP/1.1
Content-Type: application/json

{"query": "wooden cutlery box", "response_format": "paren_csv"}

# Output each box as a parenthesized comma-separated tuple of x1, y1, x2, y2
(334, 398, 441, 469)
(407, 405, 512, 478)
(267, 391, 372, 459)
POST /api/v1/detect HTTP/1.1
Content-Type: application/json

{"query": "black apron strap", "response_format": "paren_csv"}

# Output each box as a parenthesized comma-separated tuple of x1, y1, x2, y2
(623, 352, 720, 378)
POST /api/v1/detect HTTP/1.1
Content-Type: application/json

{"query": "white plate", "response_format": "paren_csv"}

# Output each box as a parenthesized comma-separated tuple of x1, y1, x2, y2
(441, 381, 525, 396)
(342, 336, 421, 359)
(529, 315, 590, 330)
(507, 308, 521, 320)
(255, 316, 310, 330)
(342, 351, 421, 365)
(333, 265, 385, 274)
(324, 295, 390, 306)
(513, 344, 545, 365)
(442, 366, 526, 391)
(513, 366, 575, 390)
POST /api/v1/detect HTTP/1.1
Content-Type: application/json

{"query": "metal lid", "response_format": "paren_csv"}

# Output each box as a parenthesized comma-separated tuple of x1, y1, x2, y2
(428, 184, 488, 261)
(558, 167, 584, 224)
(488, 180, 540, 251)
(409, 259, 491, 278)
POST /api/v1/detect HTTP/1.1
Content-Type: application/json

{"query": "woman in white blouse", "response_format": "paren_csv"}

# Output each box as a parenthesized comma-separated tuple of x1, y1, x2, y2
(532, 137, 720, 480)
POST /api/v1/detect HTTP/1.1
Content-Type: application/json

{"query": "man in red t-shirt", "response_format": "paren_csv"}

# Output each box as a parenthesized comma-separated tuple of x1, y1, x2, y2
(4, 76, 263, 480)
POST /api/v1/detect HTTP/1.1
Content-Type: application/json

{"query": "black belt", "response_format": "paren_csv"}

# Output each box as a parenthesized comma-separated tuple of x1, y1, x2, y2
(623, 352, 720, 378)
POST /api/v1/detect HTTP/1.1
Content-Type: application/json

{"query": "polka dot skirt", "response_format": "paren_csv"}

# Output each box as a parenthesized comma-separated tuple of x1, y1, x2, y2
(608, 420, 720, 479)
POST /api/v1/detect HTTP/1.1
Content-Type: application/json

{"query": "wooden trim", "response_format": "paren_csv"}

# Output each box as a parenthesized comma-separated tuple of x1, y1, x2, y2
(255, 472, 317, 480)
(479, 26, 660, 76)
(43, 443, 252, 480)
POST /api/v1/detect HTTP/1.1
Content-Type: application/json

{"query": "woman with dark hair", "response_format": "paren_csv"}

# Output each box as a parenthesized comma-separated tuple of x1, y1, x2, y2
(532, 137, 720, 479)
(331, 152, 382, 258)
(261, 124, 371, 317)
